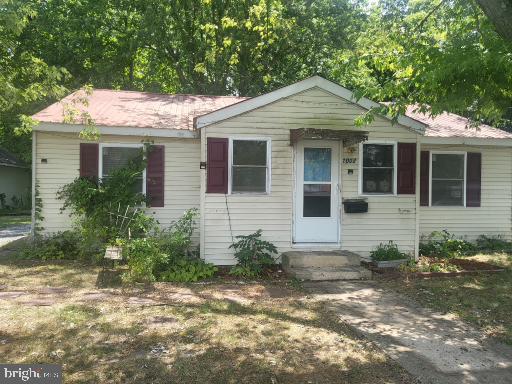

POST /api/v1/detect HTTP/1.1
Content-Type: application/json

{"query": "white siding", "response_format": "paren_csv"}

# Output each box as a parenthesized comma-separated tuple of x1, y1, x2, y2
(419, 145, 512, 241)
(201, 87, 419, 264)
(35, 131, 200, 234)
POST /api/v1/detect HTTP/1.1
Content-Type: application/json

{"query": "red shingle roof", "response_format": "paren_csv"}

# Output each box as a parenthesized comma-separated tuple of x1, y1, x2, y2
(404, 105, 512, 139)
(33, 89, 512, 139)
(33, 89, 247, 131)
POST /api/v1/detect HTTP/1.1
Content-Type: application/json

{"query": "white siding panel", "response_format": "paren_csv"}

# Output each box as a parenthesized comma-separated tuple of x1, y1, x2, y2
(36, 131, 200, 235)
(202, 87, 419, 264)
(420, 145, 512, 241)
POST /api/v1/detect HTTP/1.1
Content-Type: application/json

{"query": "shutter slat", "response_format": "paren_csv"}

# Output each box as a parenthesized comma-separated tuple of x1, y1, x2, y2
(146, 145, 165, 207)
(466, 152, 481, 207)
(397, 143, 416, 194)
(207, 138, 228, 194)
(420, 151, 429, 206)
(79, 143, 99, 180)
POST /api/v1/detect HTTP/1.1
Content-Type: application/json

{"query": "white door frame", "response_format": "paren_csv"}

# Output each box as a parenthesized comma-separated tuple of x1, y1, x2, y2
(293, 140, 341, 244)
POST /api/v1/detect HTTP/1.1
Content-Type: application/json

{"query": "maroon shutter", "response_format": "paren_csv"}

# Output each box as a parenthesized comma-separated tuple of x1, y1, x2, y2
(420, 151, 430, 206)
(79, 143, 99, 180)
(466, 152, 481, 207)
(146, 145, 165, 207)
(207, 138, 228, 193)
(397, 143, 416, 194)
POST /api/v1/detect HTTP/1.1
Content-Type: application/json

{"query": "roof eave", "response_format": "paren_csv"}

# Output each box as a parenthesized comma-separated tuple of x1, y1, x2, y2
(420, 136, 512, 146)
(34, 122, 199, 139)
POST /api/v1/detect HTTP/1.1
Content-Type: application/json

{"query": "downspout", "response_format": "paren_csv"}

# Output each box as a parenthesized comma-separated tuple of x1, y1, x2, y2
(31, 130, 36, 237)
(414, 136, 421, 259)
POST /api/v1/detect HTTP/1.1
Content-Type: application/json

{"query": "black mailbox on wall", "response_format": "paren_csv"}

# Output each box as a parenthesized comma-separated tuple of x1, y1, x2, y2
(342, 198, 368, 213)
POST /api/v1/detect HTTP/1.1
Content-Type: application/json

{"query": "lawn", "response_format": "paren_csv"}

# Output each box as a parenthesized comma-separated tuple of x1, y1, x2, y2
(0, 255, 414, 383)
(0, 215, 31, 230)
(382, 253, 512, 345)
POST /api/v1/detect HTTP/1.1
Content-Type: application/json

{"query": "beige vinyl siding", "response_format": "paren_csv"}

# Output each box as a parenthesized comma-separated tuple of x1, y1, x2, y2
(201, 87, 419, 264)
(419, 145, 512, 241)
(35, 130, 200, 234)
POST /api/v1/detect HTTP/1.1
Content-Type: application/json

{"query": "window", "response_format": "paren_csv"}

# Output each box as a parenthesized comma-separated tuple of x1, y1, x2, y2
(430, 152, 465, 206)
(100, 145, 145, 194)
(361, 143, 396, 194)
(231, 139, 270, 193)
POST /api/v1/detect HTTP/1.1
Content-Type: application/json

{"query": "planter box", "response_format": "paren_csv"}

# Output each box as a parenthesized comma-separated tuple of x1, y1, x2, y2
(373, 259, 409, 269)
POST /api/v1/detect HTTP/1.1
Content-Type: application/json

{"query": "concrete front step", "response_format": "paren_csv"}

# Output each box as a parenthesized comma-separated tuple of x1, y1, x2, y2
(282, 250, 361, 269)
(286, 266, 372, 281)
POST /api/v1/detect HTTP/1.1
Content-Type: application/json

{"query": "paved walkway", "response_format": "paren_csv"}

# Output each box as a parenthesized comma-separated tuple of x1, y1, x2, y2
(304, 280, 512, 384)
(0, 224, 31, 248)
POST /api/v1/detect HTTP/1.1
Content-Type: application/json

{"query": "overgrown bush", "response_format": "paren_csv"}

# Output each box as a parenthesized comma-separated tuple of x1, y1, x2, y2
(419, 230, 475, 259)
(21, 231, 81, 260)
(122, 238, 167, 283)
(159, 258, 217, 282)
(229, 230, 278, 278)
(475, 235, 512, 254)
(370, 241, 408, 262)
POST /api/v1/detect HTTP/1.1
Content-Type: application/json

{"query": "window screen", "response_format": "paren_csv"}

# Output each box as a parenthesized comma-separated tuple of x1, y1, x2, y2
(431, 153, 465, 206)
(231, 140, 268, 193)
(362, 144, 394, 194)
(102, 146, 143, 193)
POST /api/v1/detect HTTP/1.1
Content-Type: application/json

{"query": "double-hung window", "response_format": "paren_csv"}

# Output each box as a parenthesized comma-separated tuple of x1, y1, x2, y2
(430, 152, 466, 206)
(361, 143, 396, 194)
(100, 144, 145, 194)
(231, 139, 270, 193)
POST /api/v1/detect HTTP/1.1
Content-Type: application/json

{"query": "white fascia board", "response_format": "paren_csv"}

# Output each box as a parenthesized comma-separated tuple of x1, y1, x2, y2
(196, 75, 427, 134)
(420, 136, 512, 147)
(34, 122, 198, 139)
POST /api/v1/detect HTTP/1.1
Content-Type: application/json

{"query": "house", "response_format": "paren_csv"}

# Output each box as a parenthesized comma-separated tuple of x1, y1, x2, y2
(32, 76, 512, 268)
(0, 148, 31, 210)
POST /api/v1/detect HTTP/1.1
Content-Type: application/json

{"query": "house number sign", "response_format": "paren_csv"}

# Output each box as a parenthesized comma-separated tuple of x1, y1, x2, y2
(343, 158, 357, 164)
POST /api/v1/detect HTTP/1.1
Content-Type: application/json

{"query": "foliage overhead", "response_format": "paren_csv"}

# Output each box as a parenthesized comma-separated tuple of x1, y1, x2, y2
(1, 0, 512, 161)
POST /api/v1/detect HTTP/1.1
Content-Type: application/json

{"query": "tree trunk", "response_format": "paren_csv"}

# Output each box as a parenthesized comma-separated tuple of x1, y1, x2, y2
(475, 0, 512, 42)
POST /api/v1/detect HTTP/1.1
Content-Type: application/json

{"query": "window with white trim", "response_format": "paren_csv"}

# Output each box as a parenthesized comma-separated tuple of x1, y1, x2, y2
(231, 139, 270, 193)
(361, 143, 395, 194)
(430, 152, 465, 206)
(100, 145, 145, 194)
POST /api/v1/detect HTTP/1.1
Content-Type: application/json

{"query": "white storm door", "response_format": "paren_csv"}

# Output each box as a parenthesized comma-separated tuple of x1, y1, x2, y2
(294, 141, 339, 243)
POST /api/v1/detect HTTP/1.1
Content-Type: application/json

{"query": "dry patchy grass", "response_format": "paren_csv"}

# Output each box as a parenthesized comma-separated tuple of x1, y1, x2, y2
(381, 253, 512, 345)
(0, 257, 415, 384)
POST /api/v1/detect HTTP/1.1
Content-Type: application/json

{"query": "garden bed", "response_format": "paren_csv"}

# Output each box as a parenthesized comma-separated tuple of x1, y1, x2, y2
(367, 257, 505, 278)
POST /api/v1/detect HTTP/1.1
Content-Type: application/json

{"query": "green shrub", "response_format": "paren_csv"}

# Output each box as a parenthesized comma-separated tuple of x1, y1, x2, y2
(157, 208, 198, 258)
(159, 258, 217, 282)
(475, 235, 512, 254)
(123, 238, 167, 283)
(21, 231, 82, 261)
(370, 241, 408, 262)
(419, 230, 475, 259)
(229, 230, 278, 277)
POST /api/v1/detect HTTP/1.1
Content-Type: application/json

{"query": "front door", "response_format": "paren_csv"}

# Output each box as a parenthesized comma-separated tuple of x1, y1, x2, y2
(294, 141, 339, 243)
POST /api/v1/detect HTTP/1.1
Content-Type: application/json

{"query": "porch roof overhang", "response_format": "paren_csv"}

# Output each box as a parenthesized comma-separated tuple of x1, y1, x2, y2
(290, 128, 369, 147)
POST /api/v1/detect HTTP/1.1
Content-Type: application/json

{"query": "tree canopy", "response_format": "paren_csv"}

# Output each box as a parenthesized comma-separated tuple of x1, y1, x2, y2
(1, 0, 511, 161)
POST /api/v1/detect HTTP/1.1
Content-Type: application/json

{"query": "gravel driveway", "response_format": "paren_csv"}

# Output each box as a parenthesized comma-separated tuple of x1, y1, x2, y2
(305, 280, 512, 384)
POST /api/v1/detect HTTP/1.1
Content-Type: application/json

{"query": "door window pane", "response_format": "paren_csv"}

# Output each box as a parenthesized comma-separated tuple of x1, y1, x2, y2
(431, 153, 465, 206)
(304, 148, 331, 182)
(303, 184, 331, 217)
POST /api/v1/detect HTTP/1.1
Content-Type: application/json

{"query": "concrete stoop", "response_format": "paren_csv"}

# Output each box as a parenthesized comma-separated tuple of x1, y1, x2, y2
(282, 250, 371, 281)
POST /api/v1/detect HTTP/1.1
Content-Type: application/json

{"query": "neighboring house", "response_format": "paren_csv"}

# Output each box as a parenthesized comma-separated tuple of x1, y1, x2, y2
(32, 76, 512, 265)
(0, 148, 31, 210)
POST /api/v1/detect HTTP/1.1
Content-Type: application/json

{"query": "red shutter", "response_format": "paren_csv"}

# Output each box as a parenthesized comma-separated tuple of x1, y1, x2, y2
(146, 145, 165, 207)
(207, 138, 228, 194)
(397, 143, 416, 194)
(466, 152, 481, 207)
(79, 143, 99, 180)
(420, 151, 430, 206)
